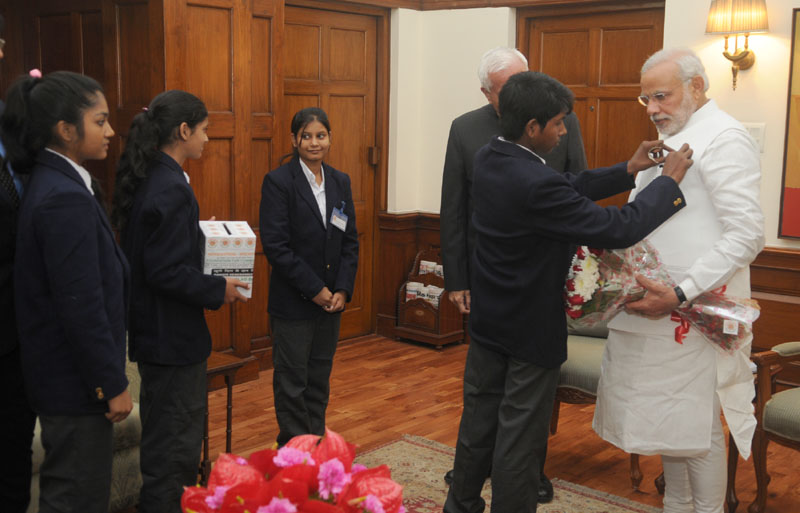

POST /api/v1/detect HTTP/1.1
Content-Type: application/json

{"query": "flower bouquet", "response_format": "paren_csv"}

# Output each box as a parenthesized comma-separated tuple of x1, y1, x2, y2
(564, 240, 760, 354)
(182, 429, 404, 513)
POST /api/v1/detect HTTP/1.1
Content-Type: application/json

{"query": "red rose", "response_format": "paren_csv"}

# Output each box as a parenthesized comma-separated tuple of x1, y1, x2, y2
(568, 294, 584, 306)
(565, 279, 575, 292)
(576, 247, 586, 259)
(567, 309, 583, 319)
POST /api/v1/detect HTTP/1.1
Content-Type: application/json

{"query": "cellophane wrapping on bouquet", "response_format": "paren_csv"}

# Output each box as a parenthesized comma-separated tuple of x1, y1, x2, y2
(181, 428, 404, 513)
(563, 240, 760, 354)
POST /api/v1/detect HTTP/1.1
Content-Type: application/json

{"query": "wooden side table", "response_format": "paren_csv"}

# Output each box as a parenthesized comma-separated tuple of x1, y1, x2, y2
(199, 351, 247, 485)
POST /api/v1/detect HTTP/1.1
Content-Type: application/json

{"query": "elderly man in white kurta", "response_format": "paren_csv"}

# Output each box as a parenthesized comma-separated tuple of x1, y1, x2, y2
(593, 48, 765, 513)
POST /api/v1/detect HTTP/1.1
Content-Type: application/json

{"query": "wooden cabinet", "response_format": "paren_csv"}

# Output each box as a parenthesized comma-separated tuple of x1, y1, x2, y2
(396, 248, 464, 349)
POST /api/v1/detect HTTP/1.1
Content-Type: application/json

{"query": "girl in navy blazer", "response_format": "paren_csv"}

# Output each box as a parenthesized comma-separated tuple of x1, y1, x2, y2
(1, 70, 131, 513)
(112, 90, 248, 512)
(260, 107, 358, 446)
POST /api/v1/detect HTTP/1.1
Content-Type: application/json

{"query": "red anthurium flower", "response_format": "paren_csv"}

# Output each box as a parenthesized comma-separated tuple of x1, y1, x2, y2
(249, 448, 281, 479)
(181, 486, 214, 513)
(286, 434, 322, 453)
(337, 466, 403, 513)
(264, 476, 310, 507)
(208, 454, 266, 490)
(299, 500, 347, 513)
(276, 463, 320, 492)
(312, 429, 356, 471)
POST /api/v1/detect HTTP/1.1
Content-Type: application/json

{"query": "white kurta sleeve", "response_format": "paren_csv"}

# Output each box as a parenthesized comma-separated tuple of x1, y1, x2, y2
(677, 129, 765, 300)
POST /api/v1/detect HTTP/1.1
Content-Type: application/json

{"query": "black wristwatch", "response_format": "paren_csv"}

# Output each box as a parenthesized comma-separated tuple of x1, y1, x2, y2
(674, 285, 687, 304)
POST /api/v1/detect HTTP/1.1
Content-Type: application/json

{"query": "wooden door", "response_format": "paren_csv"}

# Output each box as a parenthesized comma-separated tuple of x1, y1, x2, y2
(519, 5, 663, 207)
(280, 4, 377, 339)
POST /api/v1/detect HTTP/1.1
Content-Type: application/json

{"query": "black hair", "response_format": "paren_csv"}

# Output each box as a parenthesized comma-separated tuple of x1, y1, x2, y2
(0, 14, 5, 35)
(498, 71, 573, 141)
(280, 107, 331, 164)
(0, 71, 103, 172)
(111, 89, 208, 231)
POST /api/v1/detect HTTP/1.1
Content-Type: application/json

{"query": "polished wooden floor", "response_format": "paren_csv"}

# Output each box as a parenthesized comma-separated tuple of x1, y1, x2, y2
(208, 335, 800, 512)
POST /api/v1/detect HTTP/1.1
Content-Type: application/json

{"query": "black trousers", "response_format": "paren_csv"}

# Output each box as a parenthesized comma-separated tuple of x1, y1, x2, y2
(138, 361, 206, 513)
(38, 414, 113, 513)
(444, 341, 560, 513)
(0, 347, 36, 513)
(271, 312, 341, 446)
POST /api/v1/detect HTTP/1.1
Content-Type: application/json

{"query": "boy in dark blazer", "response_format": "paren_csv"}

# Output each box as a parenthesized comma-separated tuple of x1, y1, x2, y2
(444, 71, 694, 513)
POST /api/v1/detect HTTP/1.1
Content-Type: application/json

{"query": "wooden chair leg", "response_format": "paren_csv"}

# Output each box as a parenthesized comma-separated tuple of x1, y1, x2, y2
(549, 398, 561, 435)
(655, 472, 665, 495)
(726, 431, 740, 513)
(748, 430, 770, 513)
(629, 453, 643, 490)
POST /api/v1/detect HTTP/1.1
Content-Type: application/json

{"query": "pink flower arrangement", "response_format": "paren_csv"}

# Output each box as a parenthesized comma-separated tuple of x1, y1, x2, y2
(182, 429, 404, 513)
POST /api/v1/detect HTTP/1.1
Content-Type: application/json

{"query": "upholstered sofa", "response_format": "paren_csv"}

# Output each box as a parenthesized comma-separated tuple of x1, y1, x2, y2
(27, 360, 143, 513)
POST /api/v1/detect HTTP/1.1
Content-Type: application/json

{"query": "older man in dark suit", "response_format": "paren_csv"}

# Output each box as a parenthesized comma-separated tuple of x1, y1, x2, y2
(439, 46, 587, 501)
(0, 16, 37, 512)
(443, 71, 693, 513)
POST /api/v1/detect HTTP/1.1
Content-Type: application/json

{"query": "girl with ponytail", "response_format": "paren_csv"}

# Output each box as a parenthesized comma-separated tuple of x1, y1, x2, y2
(112, 90, 248, 512)
(0, 70, 131, 513)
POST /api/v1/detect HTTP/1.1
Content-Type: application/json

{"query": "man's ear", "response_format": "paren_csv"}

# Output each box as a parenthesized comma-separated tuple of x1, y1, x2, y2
(480, 87, 492, 103)
(54, 120, 77, 146)
(690, 75, 704, 98)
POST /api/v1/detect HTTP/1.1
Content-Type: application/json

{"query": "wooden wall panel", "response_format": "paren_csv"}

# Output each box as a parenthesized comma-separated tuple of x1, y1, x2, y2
(116, 2, 153, 109)
(37, 14, 76, 72)
(599, 27, 653, 85)
(284, 23, 320, 80)
(185, 4, 232, 112)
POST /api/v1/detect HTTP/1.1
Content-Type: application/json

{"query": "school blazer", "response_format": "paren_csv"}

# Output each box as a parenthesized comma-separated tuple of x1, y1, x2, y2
(259, 158, 359, 320)
(469, 137, 687, 367)
(15, 151, 130, 415)
(121, 152, 226, 366)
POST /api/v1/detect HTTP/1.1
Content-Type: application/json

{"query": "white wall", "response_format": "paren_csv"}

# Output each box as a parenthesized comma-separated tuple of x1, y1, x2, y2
(388, 7, 516, 213)
(388, 2, 800, 249)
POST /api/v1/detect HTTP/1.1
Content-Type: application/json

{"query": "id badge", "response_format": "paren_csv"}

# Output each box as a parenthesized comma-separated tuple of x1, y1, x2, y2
(330, 201, 348, 232)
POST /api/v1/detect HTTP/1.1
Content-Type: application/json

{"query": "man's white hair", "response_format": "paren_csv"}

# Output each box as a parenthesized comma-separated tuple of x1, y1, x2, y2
(641, 47, 710, 92)
(478, 47, 528, 91)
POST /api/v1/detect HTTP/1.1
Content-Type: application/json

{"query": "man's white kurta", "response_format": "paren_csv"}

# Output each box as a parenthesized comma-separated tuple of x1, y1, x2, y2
(593, 100, 765, 459)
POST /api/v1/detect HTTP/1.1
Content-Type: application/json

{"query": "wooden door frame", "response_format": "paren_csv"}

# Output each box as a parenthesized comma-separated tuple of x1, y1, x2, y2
(286, 0, 389, 334)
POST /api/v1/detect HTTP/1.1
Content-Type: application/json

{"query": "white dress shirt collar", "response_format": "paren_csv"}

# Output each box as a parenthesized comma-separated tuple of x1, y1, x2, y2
(498, 136, 546, 164)
(45, 147, 94, 195)
(299, 158, 327, 226)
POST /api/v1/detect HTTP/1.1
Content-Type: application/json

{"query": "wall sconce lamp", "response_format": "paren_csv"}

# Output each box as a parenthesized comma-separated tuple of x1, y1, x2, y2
(705, 0, 769, 90)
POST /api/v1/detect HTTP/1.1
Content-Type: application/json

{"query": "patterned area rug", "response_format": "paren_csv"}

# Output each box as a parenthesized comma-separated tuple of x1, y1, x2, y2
(354, 435, 660, 513)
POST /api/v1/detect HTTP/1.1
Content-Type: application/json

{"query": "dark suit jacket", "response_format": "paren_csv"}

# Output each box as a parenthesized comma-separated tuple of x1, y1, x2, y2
(0, 99, 21, 358)
(15, 151, 130, 415)
(121, 152, 226, 365)
(0, 107, 20, 357)
(259, 158, 359, 320)
(440, 103, 587, 291)
(470, 137, 686, 367)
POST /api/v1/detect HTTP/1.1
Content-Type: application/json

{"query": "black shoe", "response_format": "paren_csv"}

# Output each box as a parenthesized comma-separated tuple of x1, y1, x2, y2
(538, 474, 554, 504)
(444, 469, 454, 485)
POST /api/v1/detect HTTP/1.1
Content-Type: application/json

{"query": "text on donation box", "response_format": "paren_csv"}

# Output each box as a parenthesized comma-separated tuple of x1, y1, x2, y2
(199, 221, 256, 298)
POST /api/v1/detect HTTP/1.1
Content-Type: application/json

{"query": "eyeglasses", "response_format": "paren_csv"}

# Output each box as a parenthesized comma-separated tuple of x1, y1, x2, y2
(0, 39, 5, 50)
(637, 91, 671, 106)
(638, 80, 690, 107)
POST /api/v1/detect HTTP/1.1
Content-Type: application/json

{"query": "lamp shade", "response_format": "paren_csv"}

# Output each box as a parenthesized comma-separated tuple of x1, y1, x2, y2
(706, 0, 769, 35)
